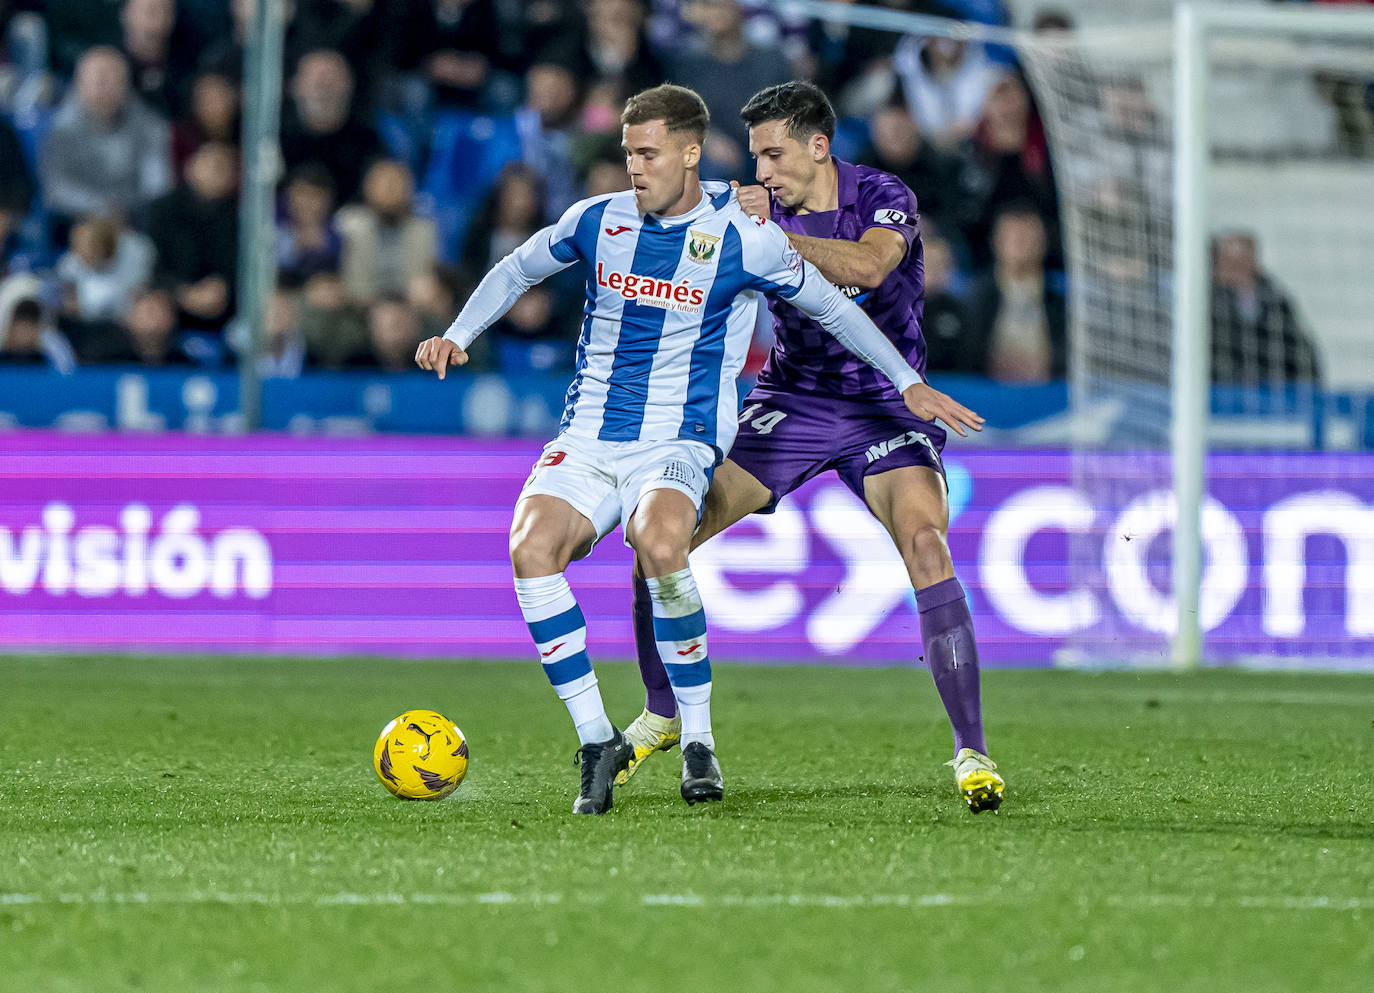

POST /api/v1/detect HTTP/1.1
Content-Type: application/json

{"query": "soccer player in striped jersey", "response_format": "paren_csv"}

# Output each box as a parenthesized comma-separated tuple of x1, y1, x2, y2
(417, 84, 982, 815)
(617, 82, 1005, 814)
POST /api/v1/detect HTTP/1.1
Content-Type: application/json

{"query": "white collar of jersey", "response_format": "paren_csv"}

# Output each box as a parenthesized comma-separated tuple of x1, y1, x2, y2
(644, 181, 734, 229)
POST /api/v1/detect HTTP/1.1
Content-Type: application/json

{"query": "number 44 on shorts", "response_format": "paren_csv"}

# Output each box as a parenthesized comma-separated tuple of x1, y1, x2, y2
(738, 403, 787, 435)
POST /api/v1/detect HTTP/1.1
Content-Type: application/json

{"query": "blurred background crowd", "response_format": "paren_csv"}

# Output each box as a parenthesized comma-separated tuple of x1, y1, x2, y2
(0, 0, 1364, 389)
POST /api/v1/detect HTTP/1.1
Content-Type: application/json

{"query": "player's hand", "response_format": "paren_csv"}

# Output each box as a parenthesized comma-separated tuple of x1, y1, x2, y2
(415, 336, 468, 380)
(729, 180, 771, 220)
(901, 382, 986, 438)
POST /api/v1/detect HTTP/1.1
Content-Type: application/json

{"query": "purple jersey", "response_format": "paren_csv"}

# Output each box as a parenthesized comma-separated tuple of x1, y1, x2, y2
(757, 158, 926, 399)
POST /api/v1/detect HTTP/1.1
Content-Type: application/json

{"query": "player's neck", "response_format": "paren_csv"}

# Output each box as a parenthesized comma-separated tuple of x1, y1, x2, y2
(654, 175, 705, 218)
(795, 159, 838, 215)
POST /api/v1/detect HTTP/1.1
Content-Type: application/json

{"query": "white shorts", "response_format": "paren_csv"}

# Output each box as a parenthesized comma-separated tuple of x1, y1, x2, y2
(518, 436, 717, 546)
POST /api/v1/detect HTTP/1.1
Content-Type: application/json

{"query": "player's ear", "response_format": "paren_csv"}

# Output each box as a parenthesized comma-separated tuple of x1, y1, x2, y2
(683, 138, 701, 170)
(812, 133, 830, 163)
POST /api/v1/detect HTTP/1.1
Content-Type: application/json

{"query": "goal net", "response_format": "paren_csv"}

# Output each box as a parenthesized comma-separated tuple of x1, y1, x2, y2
(1017, 4, 1374, 664)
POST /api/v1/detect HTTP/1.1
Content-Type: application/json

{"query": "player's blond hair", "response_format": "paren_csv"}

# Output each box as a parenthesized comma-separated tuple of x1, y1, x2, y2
(621, 84, 710, 145)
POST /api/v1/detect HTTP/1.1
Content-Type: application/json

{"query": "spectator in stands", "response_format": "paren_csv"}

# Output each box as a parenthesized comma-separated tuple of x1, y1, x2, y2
(39, 46, 173, 233)
(119, 0, 192, 118)
(863, 100, 972, 237)
(276, 162, 342, 289)
(229, 286, 306, 379)
(803, 0, 906, 118)
(0, 114, 36, 270)
(457, 160, 585, 360)
(515, 60, 585, 222)
(967, 202, 1066, 383)
(920, 225, 979, 374)
(106, 285, 195, 366)
(1, 6, 58, 115)
(498, 0, 583, 74)
(260, 287, 306, 378)
(406, 263, 495, 370)
(336, 159, 437, 304)
(280, 48, 387, 205)
(562, 0, 665, 105)
(172, 71, 241, 173)
(55, 216, 155, 325)
(145, 141, 239, 335)
(648, 0, 809, 66)
(1210, 231, 1321, 385)
(389, 0, 503, 111)
(667, 0, 791, 174)
(893, 34, 1002, 149)
(292, 0, 389, 90)
(961, 71, 1059, 270)
(487, 285, 571, 374)
(0, 272, 77, 372)
(299, 271, 368, 368)
(459, 162, 543, 288)
(366, 294, 425, 372)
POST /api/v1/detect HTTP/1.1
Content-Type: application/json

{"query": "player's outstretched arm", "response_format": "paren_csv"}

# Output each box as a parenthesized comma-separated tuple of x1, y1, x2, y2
(433, 201, 591, 370)
(415, 337, 468, 380)
(900, 382, 985, 438)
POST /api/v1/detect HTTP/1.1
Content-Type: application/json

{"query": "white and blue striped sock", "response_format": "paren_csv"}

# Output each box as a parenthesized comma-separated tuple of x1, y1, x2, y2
(514, 573, 612, 745)
(646, 567, 713, 750)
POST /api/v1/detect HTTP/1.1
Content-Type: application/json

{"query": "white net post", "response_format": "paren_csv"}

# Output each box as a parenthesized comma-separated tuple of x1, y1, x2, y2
(1172, 2, 1209, 667)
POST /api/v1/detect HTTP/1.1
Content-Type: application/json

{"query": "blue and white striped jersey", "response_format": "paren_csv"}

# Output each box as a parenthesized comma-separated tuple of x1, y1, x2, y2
(444, 181, 921, 458)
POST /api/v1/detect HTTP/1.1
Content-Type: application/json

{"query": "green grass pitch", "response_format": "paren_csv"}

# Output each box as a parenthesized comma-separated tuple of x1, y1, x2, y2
(1, 654, 1370, 992)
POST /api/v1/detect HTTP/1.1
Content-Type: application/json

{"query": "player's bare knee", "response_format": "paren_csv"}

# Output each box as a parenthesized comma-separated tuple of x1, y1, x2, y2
(509, 527, 564, 578)
(902, 523, 952, 586)
(631, 529, 689, 577)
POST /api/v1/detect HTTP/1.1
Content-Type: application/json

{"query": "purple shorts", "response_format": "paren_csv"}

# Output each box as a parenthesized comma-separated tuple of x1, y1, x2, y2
(729, 386, 947, 512)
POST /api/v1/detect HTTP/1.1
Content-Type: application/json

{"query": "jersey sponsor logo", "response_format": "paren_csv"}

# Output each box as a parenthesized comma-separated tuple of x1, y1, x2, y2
(752, 214, 768, 227)
(686, 229, 719, 264)
(595, 262, 706, 311)
(874, 208, 909, 225)
(604, 225, 633, 236)
(865, 430, 937, 465)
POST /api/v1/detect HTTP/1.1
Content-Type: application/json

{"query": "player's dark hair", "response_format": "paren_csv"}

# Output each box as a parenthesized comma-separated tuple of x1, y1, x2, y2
(740, 81, 836, 144)
(622, 84, 710, 144)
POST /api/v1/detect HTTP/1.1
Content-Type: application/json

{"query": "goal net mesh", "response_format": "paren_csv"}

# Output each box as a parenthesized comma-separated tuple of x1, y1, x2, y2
(1017, 16, 1374, 662)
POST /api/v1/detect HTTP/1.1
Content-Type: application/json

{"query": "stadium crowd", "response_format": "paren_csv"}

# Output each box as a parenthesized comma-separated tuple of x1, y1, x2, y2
(0, 0, 1355, 386)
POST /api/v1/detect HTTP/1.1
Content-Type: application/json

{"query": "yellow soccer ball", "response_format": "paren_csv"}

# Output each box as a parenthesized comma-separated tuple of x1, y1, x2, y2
(373, 710, 469, 800)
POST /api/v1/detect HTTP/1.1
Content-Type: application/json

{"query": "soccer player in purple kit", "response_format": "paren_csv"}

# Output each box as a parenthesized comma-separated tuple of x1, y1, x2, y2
(618, 81, 1005, 813)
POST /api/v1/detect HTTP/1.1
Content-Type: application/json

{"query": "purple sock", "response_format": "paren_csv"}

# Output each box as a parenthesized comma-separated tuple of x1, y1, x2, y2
(633, 572, 678, 718)
(915, 577, 986, 756)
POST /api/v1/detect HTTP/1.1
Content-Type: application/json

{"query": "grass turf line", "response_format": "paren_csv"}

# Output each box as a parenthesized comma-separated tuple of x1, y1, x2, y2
(0, 655, 1370, 993)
